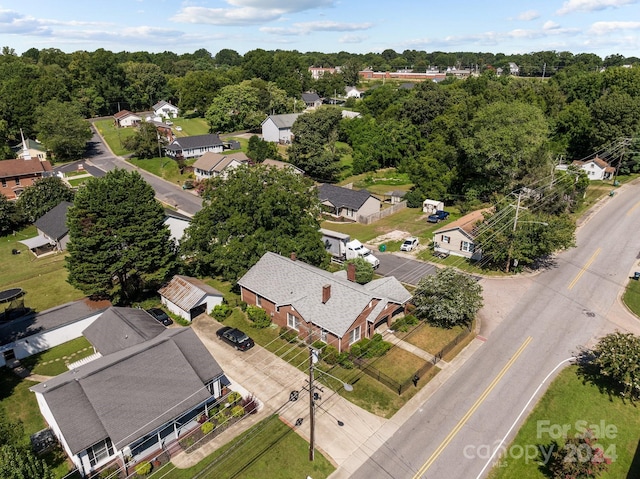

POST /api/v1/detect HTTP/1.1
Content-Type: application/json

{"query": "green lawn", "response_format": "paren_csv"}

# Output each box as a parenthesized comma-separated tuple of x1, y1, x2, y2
(161, 416, 334, 479)
(92, 119, 136, 156)
(21, 336, 94, 376)
(398, 322, 470, 355)
(339, 167, 413, 196)
(489, 366, 640, 479)
(622, 277, 640, 316)
(0, 226, 84, 313)
(127, 156, 196, 184)
(172, 117, 210, 136)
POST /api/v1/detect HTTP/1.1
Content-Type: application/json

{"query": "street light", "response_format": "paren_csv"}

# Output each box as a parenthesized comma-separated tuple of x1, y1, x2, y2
(308, 348, 352, 461)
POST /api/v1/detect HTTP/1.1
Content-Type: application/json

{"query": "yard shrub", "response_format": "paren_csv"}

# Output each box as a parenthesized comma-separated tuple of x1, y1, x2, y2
(246, 305, 271, 328)
(135, 461, 152, 476)
(231, 405, 245, 418)
(212, 303, 232, 321)
(392, 314, 419, 332)
(201, 421, 214, 435)
(227, 391, 242, 404)
(239, 301, 248, 312)
(99, 466, 119, 478)
(312, 340, 327, 351)
(280, 327, 299, 343)
(322, 345, 339, 365)
(337, 352, 354, 369)
(241, 394, 259, 414)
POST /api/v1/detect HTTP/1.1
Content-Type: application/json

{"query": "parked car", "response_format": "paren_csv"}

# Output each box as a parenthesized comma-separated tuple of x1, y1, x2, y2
(427, 210, 450, 223)
(400, 237, 419, 252)
(146, 308, 173, 326)
(216, 326, 255, 351)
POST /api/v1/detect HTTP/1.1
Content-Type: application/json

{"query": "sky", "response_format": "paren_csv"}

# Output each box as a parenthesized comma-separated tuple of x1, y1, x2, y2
(0, 0, 639, 59)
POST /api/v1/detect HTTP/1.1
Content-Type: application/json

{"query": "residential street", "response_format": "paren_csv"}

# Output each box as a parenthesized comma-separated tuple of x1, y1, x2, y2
(84, 125, 203, 216)
(340, 180, 640, 479)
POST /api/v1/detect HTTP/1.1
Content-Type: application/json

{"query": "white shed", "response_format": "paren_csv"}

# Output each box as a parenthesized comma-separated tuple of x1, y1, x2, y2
(158, 275, 224, 321)
(423, 199, 444, 214)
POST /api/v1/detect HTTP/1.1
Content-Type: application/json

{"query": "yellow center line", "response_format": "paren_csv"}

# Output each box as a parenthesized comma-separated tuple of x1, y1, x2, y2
(626, 201, 640, 217)
(412, 336, 533, 479)
(567, 247, 601, 290)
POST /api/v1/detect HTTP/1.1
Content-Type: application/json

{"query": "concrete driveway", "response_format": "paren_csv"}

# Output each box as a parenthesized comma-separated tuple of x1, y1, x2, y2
(375, 251, 437, 286)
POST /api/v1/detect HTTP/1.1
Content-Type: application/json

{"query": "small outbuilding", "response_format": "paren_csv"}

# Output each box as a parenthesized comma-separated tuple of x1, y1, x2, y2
(423, 199, 444, 214)
(158, 275, 224, 321)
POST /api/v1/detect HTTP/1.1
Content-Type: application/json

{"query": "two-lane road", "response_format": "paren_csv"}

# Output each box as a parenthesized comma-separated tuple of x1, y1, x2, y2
(350, 181, 640, 479)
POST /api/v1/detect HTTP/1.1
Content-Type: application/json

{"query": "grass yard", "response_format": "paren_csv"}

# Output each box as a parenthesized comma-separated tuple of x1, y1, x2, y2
(489, 366, 640, 479)
(161, 415, 334, 479)
(0, 226, 84, 313)
(21, 336, 94, 376)
(172, 117, 210, 137)
(339, 167, 413, 197)
(365, 347, 427, 384)
(92, 119, 136, 156)
(398, 322, 471, 356)
(127, 156, 196, 184)
(622, 276, 640, 316)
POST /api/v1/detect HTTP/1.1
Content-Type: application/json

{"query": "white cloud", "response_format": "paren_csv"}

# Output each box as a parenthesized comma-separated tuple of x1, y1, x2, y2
(260, 20, 372, 36)
(543, 20, 561, 30)
(339, 34, 367, 44)
(0, 9, 50, 35)
(589, 20, 640, 34)
(518, 10, 540, 21)
(172, 0, 335, 26)
(557, 0, 637, 15)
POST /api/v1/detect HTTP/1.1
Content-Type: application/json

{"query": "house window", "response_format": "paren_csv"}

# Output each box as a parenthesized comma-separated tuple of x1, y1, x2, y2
(349, 326, 361, 345)
(461, 241, 474, 253)
(14, 177, 20, 186)
(287, 312, 300, 331)
(1, 179, 6, 187)
(320, 329, 327, 343)
(256, 295, 262, 307)
(441, 235, 450, 244)
(87, 438, 114, 467)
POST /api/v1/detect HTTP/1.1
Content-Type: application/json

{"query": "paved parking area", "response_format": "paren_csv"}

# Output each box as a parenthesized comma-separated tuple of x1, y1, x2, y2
(375, 251, 437, 286)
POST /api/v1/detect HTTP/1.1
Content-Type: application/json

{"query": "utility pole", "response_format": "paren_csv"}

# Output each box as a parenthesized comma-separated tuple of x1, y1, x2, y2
(308, 347, 315, 461)
(542, 62, 546, 79)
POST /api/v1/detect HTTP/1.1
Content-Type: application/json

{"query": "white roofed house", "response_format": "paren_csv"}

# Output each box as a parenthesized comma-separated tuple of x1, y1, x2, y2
(238, 252, 412, 352)
(261, 113, 300, 143)
(30, 307, 227, 477)
(158, 275, 224, 321)
(192, 151, 250, 181)
(152, 100, 179, 119)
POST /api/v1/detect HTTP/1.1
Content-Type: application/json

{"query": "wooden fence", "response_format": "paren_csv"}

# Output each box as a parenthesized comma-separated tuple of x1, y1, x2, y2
(358, 201, 407, 225)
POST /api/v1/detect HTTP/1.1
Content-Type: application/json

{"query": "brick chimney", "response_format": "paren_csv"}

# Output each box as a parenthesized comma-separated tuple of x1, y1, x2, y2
(322, 284, 331, 303)
(347, 262, 356, 282)
(290, 252, 297, 261)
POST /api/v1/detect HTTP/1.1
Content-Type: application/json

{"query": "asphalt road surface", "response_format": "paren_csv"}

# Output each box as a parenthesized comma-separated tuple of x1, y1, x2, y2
(376, 252, 438, 286)
(84, 126, 203, 216)
(351, 180, 640, 479)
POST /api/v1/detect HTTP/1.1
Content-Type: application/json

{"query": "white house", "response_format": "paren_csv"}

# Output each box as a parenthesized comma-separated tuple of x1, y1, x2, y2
(30, 308, 226, 478)
(0, 298, 111, 367)
(192, 152, 249, 181)
(158, 275, 224, 321)
(113, 110, 141, 128)
(261, 113, 300, 143)
(422, 199, 444, 214)
(569, 157, 615, 181)
(164, 134, 224, 159)
(152, 100, 179, 119)
(163, 209, 191, 245)
(345, 86, 363, 99)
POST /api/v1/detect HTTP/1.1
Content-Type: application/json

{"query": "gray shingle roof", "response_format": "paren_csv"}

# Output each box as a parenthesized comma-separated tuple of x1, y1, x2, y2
(165, 134, 223, 152)
(82, 307, 166, 355)
(263, 113, 300, 129)
(34, 201, 72, 240)
(317, 183, 375, 211)
(158, 275, 223, 312)
(237, 252, 410, 337)
(0, 298, 111, 346)
(31, 327, 223, 453)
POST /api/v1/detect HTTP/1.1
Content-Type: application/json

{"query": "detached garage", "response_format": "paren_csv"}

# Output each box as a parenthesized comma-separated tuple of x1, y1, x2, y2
(158, 275, 224, 321)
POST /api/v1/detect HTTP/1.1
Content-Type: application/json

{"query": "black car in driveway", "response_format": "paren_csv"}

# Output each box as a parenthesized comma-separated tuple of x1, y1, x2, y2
(146, 308, 173, 326)
(216, 326, 255, 351)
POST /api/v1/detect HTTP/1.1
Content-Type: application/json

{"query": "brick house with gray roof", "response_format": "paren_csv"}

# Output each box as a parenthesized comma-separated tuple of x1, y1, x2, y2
(31, 307, 226, 477)
(317, 183, 381, 223)
(237, 252, 411, 352)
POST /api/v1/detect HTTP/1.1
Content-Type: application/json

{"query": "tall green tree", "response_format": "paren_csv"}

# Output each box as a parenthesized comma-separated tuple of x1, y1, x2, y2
(0, 193, 20, 236)
(181, 166, 326, 282)
(592, 331, 640, 400)
(288, 107, 342, 182)
(122, 61, 167, 111)
(205, 82, 262, 133)
(412, 268, 483, 328)
(0, 408, 52, 479)
(246, 135, 282, 162)
(122, 121, 165, 159)
(16, 176, 74, 222)
(34, 100, 92, 161)
(66, 169, 175, 304)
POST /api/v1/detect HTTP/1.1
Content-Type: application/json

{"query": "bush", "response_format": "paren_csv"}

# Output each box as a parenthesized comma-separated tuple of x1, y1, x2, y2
(392, 314, 419, 332)
(312, 340, 327, 351)
(322, 345, 339, 365)
(337, 352, 353, 369)
(280, 327, 299, 343)
(99, 466, 120, 478)
(227, 391, 242, 404)
(212, 303, 232, 321)
(239, 301, 248, 312)
(201, 421, 214, 435)
(231, 405, 246, 418)
(135, 461, 152, 476)
(241, 394, 259, 414)
(246, 305, 271, 328)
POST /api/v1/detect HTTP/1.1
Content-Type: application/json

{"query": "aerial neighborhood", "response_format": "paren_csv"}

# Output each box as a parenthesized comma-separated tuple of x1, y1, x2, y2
(1, 38, 640, 479)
